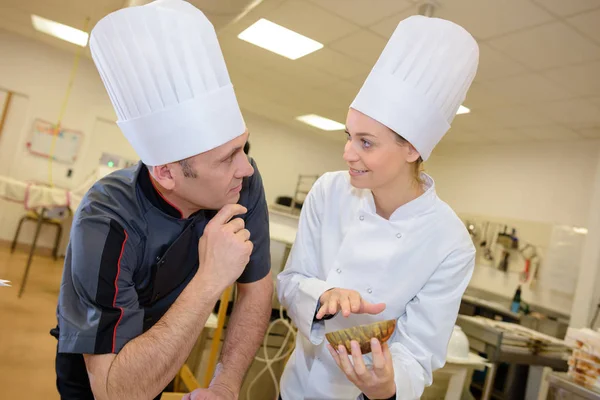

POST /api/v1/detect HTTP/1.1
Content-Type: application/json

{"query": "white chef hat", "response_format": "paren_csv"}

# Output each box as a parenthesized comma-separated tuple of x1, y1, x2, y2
(350, 15, 479, 161)
(89, 0, 245, 166)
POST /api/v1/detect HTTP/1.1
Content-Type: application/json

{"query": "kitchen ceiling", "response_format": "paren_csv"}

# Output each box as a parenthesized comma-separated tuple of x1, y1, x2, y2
(1, 0, 599, 145)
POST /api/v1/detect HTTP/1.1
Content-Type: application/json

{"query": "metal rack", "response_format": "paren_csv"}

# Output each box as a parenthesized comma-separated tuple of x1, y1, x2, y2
(290, 174, 319, 211)
(456, 315, 570, 400)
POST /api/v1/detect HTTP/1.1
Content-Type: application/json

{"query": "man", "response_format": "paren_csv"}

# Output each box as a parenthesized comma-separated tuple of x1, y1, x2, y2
(50, 1, 273, 399)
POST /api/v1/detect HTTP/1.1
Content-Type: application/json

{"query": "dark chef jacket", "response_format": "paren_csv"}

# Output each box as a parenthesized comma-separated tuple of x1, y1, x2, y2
(51, 158, 271, 399)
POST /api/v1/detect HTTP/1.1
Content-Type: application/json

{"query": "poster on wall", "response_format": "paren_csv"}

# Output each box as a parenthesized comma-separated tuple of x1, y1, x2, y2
(26, 119, 82, 164)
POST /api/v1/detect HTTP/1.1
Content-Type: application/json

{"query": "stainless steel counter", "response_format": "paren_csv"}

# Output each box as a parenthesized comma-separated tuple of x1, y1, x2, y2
(463, 287, 570, 323)
(456, 315, 570, 400)
(461, 294, 521, 322)
(460, 287, 570, 339)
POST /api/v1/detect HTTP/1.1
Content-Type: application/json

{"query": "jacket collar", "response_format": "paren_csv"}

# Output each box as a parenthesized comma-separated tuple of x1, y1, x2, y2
(360, 173, 437, 221)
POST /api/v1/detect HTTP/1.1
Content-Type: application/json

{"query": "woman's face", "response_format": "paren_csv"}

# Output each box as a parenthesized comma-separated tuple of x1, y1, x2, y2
(343, 108, 420, 190)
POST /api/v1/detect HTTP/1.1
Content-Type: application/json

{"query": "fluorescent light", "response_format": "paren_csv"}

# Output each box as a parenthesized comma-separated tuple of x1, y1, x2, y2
(296, 114, 345, 131)
(573, 227, 588, 235)
(457, 105, 470, 115)
(31, 15, 89, 47)
(238, 18, 323, 60)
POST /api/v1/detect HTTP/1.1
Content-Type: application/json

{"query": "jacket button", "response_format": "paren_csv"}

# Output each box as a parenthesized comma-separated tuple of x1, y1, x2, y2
(336, 268, 342, 274)
(367, 288, 373, 294)
(396, 233, 402, 238)
(359, 216, 364, 221)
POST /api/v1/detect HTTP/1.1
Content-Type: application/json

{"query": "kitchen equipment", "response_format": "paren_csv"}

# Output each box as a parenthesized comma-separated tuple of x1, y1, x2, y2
(521, 258, 531, 282)
(498, 250, 510, 272)
(447, 325, 470, 360)
(497, 225, 513, 248)
(480, 221, 489, 248)
(517, 243, 538, 283)
(457, 315, 570, 400)
(483, 223, 499, 261)
(511, 285, 522, 314)
(511, 228, 519, 249)
(326, 319, 396, 354)
(466, 221, 477, 240)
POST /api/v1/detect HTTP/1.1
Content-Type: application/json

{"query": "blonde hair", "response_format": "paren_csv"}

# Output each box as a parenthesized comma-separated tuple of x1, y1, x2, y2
(395, 134, 425, 186)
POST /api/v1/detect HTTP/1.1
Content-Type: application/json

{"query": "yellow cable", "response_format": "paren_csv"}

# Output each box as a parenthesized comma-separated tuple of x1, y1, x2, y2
(48, 17, 90, 187)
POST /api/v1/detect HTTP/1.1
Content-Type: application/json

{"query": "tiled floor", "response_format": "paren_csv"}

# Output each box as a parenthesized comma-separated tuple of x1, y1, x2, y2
(0, 244, 63, 399)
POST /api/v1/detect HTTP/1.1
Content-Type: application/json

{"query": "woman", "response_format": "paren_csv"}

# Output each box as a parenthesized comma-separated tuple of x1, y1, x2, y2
(276, 15, 479, 400)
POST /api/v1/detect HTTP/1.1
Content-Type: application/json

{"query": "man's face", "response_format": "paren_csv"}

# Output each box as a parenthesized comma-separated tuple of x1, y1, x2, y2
(170, 131, 254, 210)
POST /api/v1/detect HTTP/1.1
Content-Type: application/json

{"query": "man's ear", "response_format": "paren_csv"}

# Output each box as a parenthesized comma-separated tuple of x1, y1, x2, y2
(150, 164, 175, 190)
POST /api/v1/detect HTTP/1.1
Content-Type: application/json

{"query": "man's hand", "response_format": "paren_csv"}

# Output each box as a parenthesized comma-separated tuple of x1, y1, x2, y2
(206, 275, 273, 396)
(82, 205, 254, 400)
(316, 288, 386, 319)
(198, 204, 253, 291)
(183, 384, 236, 400)
(327, 339, 396, 399)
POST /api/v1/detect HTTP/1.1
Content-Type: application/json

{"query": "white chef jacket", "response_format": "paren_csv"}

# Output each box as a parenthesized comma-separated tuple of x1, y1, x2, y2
(276, 171, 475, 400)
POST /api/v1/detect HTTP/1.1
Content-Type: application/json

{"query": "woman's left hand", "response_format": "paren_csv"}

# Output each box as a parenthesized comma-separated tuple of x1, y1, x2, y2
(327, 338, 396, 399)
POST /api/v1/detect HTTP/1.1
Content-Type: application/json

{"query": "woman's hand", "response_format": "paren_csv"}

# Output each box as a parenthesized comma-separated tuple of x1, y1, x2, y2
(317, 288, 386, 319)
(327, 338, 396, 400)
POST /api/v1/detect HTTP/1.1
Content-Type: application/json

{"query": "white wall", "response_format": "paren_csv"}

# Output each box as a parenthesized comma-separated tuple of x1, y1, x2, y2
(427, 140, 600, 316)
(244, 113, 347, 205)
(428, 140, 600, 227)
(0, 30, 117, 187)
(0, 28, 117, 250)
(0, 29, 346, 251)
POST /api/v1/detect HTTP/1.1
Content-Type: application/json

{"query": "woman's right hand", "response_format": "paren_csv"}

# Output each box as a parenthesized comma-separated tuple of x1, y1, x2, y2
(317, 288, 386, 319)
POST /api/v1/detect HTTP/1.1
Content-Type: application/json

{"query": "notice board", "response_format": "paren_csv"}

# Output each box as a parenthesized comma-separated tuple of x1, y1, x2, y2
(26, 119, 82, 164)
